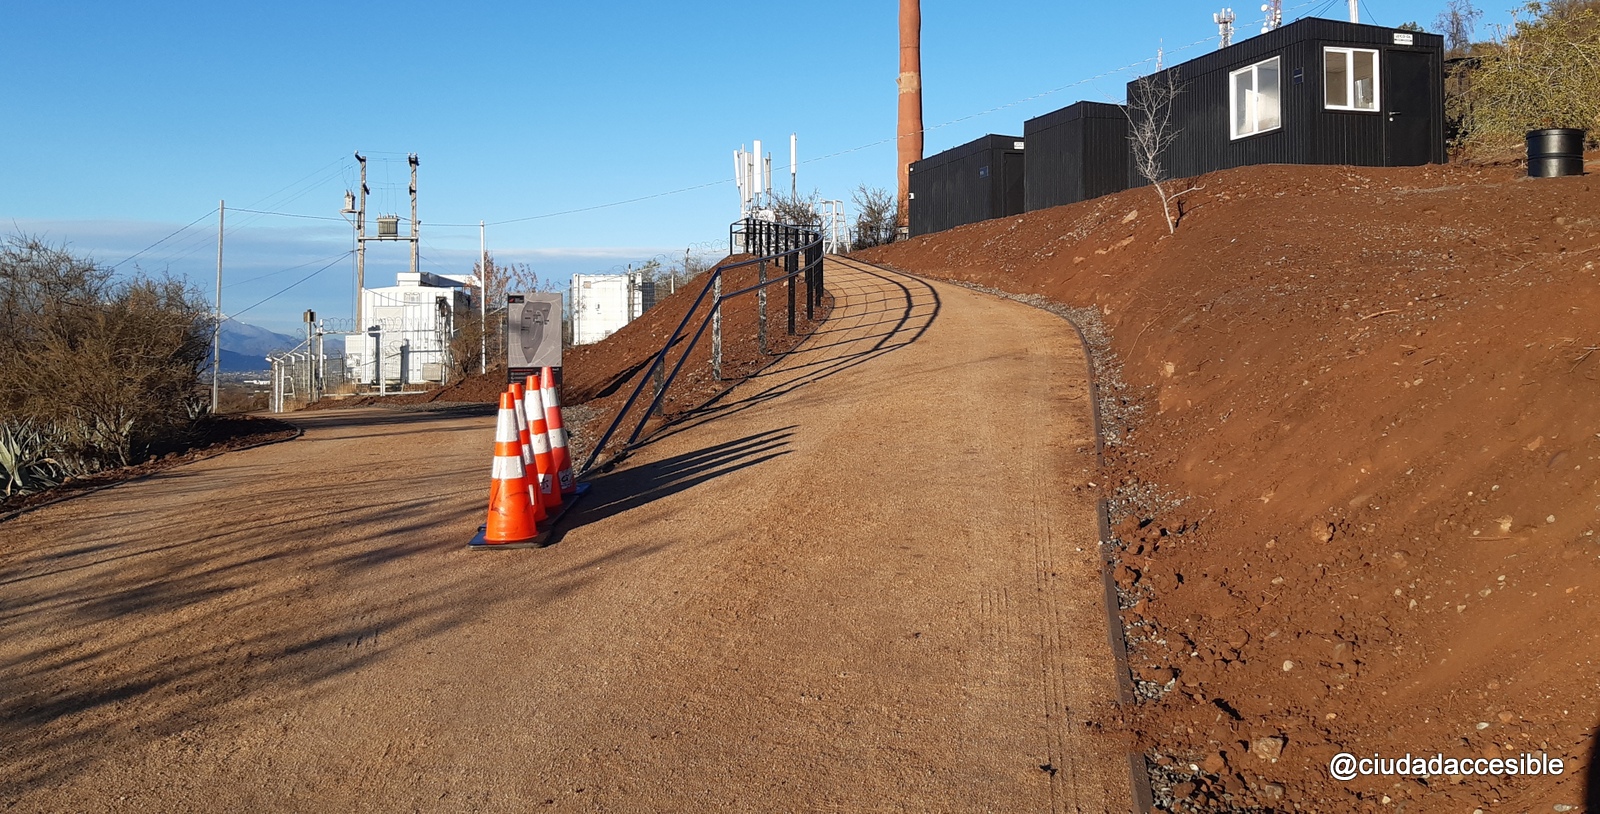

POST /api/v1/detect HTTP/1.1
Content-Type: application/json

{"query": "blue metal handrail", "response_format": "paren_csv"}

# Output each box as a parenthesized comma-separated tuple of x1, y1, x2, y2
(576, 218, 824, 476)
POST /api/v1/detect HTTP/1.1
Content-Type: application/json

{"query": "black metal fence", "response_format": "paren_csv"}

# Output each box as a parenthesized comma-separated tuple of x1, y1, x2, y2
(577, 219, 824, 476)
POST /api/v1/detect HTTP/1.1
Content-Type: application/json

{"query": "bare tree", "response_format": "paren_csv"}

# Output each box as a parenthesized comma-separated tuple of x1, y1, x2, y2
(770, 190, 824, 228)
(1436, 0, 1485, 56)
(1126, 70, 1200, 234)
(850, 185, 900, 250)
(0, 235, 212, 469)
(451, 253, 545, 377)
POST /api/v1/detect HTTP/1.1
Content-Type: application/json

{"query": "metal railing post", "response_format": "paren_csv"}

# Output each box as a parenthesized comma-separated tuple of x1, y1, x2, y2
(652, 346, 665, 414)
(810, 240, 822, 317)
(578, 223, 825, 477)
(757, 232, 768, 354)
(787, 231, 798, 335)
(711, 272, 722, 380)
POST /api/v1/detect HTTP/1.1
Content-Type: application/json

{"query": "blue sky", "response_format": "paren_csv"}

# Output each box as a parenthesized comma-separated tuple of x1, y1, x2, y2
(3, 0, 1504, 335)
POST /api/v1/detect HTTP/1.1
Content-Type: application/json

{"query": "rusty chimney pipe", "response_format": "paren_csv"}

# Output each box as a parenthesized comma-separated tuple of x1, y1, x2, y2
(897, 0, 923, 232)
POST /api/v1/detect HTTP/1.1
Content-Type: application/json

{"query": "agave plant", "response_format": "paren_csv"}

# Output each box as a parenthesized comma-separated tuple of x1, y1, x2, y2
(0, 420, 67, 498)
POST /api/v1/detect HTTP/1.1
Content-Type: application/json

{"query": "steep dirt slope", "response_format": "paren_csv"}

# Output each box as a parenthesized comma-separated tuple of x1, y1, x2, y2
(861, 160, 1600, 813)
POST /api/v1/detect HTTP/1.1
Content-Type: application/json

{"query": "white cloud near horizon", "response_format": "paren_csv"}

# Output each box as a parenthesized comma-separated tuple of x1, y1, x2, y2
(4, 217, 729, 335)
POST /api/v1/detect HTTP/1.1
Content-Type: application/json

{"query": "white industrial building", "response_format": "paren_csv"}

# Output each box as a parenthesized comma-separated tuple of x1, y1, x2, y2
(570, 272, 655, 345)
(345, 271, 474, 385)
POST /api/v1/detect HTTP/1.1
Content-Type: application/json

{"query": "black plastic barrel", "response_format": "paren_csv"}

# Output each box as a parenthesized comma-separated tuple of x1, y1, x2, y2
(1527, 128, 1586, 177)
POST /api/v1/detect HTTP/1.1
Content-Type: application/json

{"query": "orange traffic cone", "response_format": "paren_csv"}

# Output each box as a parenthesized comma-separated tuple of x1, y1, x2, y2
(508, 382, 546, 520)
(540, 366, 577, 495)
(481, 391, 540, 545)
(522, 375, 563, 513)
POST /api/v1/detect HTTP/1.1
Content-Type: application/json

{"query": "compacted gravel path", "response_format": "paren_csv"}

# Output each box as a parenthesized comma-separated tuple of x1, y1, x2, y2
(0, 258, 1130, 812)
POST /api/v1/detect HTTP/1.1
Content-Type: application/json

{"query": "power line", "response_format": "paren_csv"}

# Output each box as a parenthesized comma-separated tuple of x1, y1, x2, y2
(229, 250, 354, 287)
(229, 251, 352, 319)
(202, 35, 1231, 230)
(238, 157, 348, 218)
(448, 36, 1217, 225)
(476, 180, 735, 227)
(109, 207, 218, 269)
(229, 207, 347, 223)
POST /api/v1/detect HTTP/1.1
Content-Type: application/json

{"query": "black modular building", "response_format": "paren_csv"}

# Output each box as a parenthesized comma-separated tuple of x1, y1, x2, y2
(1023, 101, 1129, 212)
(1126, 17, 1445, 187)
(907, 134, 1025, 238)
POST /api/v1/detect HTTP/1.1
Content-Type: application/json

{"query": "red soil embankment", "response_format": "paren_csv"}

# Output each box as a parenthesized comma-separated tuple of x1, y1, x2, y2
(862, 160, 1600, 813)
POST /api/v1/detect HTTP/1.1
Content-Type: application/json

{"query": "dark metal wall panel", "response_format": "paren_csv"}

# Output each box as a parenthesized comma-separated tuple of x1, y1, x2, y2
(909, 134, 1026, 237)
(1083, 117, 1131, 200)
(1024, 102, 1128, 211)
(1125, 17, 1444, 187)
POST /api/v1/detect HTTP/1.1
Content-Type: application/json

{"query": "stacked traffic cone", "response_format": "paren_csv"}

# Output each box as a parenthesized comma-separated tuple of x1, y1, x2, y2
(522, 374, 563, 514)
(508, 382, 547, 521)
(479, 391, 540, 545)
(540, 366, 577, 495)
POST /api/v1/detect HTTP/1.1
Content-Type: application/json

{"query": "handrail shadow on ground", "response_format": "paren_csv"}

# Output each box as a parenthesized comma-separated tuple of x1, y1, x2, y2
(547, 427, 796, 545)
(637, 258, 940, 449)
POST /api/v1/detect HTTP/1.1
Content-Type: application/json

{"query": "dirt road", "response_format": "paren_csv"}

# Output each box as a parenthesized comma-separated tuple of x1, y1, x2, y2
(1, 259, 1130, 812)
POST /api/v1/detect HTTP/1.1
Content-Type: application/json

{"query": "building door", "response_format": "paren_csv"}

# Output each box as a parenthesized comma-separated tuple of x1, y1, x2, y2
(1002, 151, 1026, 216)
(1384, 50, 1433, 165)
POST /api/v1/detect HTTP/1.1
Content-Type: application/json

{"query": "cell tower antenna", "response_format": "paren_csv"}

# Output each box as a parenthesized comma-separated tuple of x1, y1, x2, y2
(1260, 0, 1281, 33)
(1214, 8, 1235, 48)
(1156, 39, 1164, 70)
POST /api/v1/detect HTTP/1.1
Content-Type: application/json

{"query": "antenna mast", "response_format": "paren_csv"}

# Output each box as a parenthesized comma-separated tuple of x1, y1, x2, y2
(1260, 0, 1282, 33)
(1214, 8, 1236, 48)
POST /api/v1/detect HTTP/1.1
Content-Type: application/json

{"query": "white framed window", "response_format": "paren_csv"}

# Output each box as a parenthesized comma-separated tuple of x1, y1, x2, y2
(1324, 47, 1380, 111)
(1230, 57, 1282, 139)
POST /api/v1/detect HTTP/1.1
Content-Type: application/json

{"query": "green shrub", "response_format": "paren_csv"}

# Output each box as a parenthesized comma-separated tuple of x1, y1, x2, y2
(1452, 2, 1600, 156)
(0, 420, 68, 498)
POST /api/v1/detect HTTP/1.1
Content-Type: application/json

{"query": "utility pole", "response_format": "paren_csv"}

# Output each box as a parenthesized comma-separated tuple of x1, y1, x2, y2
(479, 220, 487, 375)
(354, 151, 367, 330)
(408, 153, 420, 276)
(212, 200, 224, 414)
(347, 151, 420, 387)
(790, 133, 797, 200)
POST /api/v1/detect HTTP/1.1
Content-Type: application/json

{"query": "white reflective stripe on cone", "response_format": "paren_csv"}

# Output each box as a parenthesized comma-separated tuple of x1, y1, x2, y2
(548, 427, 568, 448)
(532, 435, 552, 455)
(512, 396, 534, 465)
(491, 455, 525, 480)
(495, 408, 520, 442)
(524, 387, 547, 420)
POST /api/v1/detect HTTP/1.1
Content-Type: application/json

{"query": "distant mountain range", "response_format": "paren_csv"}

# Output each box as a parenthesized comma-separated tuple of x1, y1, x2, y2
(215, 319, 300, 372)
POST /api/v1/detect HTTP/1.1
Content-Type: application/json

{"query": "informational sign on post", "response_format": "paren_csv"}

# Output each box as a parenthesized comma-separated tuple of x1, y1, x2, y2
(506, 292, 563, 382)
